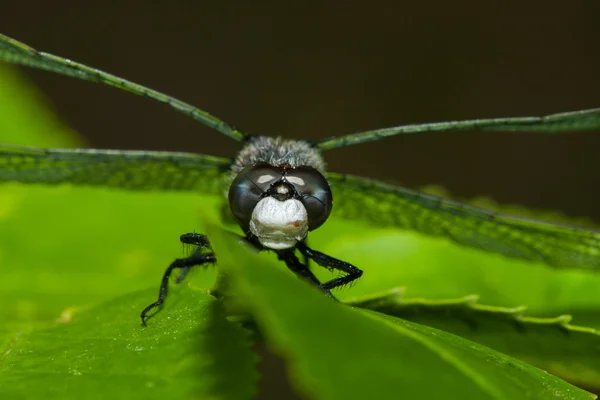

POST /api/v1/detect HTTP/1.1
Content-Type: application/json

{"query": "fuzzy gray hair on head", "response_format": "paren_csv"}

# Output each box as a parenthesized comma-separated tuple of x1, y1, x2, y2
(231, 136, 326, 175)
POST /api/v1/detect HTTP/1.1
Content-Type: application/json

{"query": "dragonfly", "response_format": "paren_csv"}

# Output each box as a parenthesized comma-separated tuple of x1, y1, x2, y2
(1, 33, 600, 325)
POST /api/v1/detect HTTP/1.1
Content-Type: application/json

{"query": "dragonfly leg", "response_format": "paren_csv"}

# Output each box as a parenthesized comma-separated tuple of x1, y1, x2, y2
(302, 239, 311, 269)
(140, 233, 216, 326)
(277, 249, 333, 297)
(175, 233, 213, 283)
(296, 242, 363, 291)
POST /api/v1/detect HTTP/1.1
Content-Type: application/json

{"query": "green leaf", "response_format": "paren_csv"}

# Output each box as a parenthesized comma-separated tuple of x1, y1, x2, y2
(209, 225, 595, 400)
(0, 185, 219, 325)
(307, 220, 600, 390)
(0, 286, 258, 400)
(310, 219, 600, 321)
(348, 289, 600, 389)
(0, 64, 79, 148)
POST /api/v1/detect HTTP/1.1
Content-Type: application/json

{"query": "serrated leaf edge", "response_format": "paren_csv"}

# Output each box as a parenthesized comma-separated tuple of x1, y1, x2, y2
(344, 287, 600, 337)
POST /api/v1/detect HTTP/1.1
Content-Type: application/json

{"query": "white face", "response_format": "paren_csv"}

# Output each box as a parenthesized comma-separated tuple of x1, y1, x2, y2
(249, 196, 309, 250)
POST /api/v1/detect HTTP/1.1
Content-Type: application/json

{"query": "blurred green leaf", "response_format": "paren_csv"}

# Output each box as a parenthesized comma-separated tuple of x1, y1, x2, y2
(210, 225, 595, 399)
(0, 64, 79, 148)
(0, 185, 219, 324)
(311, 219, 600, 322)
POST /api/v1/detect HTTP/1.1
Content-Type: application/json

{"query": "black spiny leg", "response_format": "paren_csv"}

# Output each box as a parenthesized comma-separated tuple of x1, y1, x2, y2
(277, 249, 333, 298)
(296, 241, 363, 292)
(140, 233, 216, 326)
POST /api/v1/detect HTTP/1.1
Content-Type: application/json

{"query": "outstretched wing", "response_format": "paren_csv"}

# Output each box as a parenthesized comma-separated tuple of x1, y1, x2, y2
(0, 33, 247, 142)
(317, 108, 600, 150)
(0, 143, 231, 195)
(328, 173, 600, 271)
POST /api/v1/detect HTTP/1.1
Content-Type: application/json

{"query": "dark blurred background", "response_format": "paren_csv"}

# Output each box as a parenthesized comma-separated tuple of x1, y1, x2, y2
(1, 0, 599, 219)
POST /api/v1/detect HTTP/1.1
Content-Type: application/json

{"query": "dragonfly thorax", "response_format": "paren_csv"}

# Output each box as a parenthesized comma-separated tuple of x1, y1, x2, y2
(231, 136, 326, 175)
(228, 141, 333, 250)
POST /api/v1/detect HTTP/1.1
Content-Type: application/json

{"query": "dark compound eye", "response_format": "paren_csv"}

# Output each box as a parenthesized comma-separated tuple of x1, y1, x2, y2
(228, 163, 282, 229)
(285, 166, 333, 230)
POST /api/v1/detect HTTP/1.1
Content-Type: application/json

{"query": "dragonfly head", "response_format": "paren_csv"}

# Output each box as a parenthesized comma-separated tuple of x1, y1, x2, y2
(228, 162, 333, 250)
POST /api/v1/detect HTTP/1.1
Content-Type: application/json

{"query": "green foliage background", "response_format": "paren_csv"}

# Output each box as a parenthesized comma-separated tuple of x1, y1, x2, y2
(0, 64, 599, 399)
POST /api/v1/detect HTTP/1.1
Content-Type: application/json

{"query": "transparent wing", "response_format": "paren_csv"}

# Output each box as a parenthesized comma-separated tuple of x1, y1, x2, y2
(328, 173, 600, 271)
(317, 108, 600, 150)
(0, 33, 248, 142)
(0, 143, 231, 194)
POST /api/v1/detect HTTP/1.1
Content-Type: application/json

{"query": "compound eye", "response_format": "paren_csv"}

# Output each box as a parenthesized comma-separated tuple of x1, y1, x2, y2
(228, 163, 282, 229)
(286, 167, 333, 230)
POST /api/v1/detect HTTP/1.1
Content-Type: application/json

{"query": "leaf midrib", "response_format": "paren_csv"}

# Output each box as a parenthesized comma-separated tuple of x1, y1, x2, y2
(360, 310, 508, 400)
